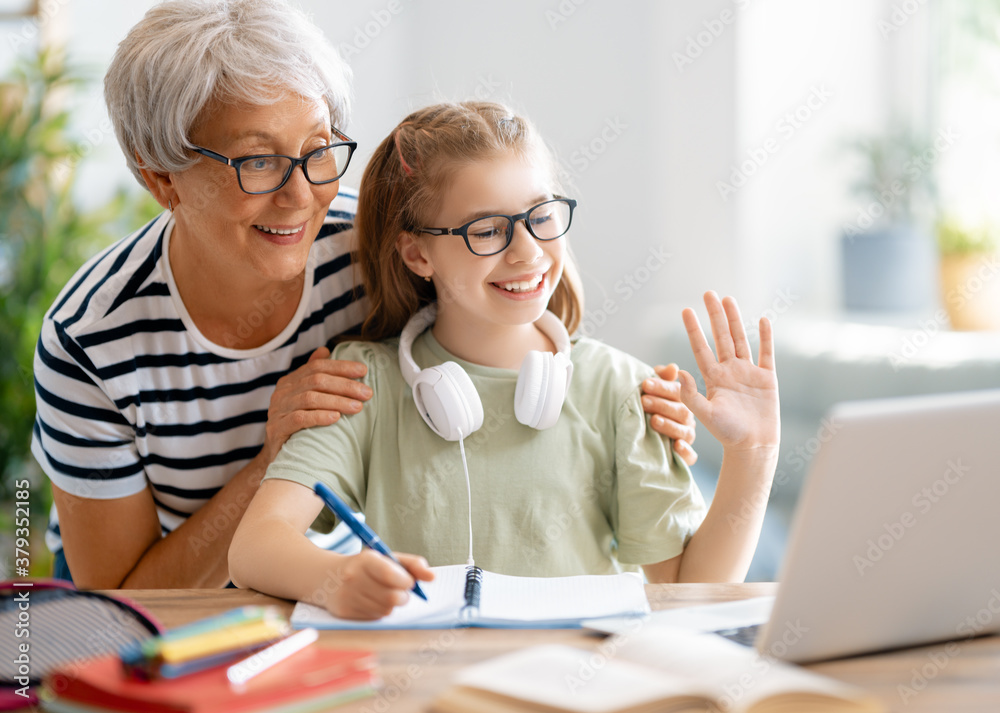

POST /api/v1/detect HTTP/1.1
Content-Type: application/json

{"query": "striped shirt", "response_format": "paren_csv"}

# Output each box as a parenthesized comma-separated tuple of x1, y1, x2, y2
(31, 191, 366, 554)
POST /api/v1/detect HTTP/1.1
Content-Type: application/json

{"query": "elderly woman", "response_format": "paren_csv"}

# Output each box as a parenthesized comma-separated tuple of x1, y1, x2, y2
(30, 0, 697, 590)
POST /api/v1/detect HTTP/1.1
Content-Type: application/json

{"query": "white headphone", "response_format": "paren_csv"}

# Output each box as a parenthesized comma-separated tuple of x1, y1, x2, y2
(398, 303, 574, 441)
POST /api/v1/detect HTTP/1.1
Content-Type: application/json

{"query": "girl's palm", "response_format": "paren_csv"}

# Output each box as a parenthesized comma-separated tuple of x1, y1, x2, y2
(679, 292, 780, 451)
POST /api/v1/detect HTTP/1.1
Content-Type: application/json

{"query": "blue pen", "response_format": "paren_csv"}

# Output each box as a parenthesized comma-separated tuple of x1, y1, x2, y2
(313, 481, 428, 601)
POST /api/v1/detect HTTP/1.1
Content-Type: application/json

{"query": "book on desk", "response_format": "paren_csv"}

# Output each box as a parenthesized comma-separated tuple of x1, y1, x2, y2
(41, 645, 376, 713)
(291, 564, 650, 630)
(432, 625, 885, 713)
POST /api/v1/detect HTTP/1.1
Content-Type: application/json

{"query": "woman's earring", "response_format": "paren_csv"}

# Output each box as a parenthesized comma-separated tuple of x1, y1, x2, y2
(424, 276, 431, 282)
(168, 199, 173, 212)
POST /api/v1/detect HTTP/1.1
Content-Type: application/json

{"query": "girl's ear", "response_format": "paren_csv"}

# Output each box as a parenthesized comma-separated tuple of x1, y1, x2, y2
(396, 231, 433, 279)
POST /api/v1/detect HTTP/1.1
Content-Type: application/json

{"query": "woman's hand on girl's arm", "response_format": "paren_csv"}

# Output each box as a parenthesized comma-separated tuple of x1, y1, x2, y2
(641, 363, 699, 465)
(258, 347, 374, 465)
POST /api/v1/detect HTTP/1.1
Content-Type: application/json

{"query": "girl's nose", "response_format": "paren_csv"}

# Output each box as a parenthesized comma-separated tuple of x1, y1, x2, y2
(505, 220, 543, 263)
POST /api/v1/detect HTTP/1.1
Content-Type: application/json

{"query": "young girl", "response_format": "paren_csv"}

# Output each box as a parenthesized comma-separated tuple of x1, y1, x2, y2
(230, 102, 780, 621)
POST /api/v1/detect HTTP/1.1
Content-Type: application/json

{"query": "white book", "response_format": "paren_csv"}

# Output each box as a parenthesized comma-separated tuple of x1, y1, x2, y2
(432, 626, 885, 713)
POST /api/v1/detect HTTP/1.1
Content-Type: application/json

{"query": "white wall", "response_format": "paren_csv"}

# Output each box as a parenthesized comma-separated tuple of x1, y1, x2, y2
(1, 0, 929, 364)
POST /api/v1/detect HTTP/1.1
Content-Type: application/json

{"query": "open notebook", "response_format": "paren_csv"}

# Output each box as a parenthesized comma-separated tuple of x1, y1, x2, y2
(291, 564, 650, 630)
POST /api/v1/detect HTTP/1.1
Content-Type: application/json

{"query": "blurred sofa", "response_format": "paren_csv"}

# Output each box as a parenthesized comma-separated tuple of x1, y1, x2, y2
(662, 317, 1000, 581)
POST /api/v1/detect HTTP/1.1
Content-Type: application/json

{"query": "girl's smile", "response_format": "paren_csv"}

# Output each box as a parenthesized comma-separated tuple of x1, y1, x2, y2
(398, 153, 566, 368)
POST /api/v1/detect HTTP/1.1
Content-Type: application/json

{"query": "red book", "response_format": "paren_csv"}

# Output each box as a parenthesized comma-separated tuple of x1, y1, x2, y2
(44, 647, 377, 713)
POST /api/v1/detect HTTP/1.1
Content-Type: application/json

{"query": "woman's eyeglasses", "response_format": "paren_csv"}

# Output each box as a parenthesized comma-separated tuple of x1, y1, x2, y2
(189, 127, 357, 195)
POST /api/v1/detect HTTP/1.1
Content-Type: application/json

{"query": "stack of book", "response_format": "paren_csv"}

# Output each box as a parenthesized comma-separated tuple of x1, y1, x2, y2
(41, 607, 377, 713)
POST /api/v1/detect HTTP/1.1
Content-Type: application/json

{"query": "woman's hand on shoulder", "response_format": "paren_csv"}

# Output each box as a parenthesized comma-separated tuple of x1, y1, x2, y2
(678, 291, 780, 453)
(326, 551, 434, 621)
(641, 363, 698, 465)
(260, 347, 374, 465)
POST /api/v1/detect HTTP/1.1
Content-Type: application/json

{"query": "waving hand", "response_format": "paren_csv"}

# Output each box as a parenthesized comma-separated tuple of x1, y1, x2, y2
(678, 292, 780, 452)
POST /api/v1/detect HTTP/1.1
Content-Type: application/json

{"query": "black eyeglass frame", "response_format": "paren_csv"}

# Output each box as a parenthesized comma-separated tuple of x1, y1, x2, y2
(189, 126, 357, 195)
(411, 197, 578, 256)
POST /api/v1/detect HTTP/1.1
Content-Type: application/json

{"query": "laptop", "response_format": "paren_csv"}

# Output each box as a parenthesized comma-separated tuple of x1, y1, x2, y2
(586, 388, 1000, 663)
(754, 387, 1000, 662)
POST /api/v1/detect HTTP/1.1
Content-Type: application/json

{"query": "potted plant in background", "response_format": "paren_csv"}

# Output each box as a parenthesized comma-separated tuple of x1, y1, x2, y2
(0, 49, 160, 577)
(937, 218, 1000, 330)
(840, 128, 939, 313)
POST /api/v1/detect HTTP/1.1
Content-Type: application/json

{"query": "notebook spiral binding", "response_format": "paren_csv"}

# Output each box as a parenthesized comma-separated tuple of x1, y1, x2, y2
(462, 566, 483, 614)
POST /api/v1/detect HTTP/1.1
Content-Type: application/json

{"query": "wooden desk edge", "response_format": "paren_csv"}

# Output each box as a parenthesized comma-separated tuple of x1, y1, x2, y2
(101, 582, 780, 630)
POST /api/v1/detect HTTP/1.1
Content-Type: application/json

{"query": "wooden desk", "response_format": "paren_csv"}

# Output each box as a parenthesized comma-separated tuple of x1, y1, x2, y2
(108, 584, 1000, 712)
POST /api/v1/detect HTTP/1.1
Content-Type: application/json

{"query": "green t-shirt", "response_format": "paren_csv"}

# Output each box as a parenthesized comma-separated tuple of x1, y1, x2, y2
(264, 332, 706, 577)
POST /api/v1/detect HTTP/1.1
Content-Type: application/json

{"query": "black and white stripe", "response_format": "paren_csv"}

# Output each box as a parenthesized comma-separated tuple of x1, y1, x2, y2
(31, 191, 365, 554)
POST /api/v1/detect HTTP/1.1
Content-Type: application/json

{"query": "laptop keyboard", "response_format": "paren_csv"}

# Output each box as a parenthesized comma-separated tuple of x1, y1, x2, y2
(713, 623, 761, 648)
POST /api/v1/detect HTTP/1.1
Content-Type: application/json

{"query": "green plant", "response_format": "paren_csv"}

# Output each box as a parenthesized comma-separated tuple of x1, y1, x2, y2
(0, 48, 161, 573)
(937, 218, 1000, 256)
(844, 127, 938, 229)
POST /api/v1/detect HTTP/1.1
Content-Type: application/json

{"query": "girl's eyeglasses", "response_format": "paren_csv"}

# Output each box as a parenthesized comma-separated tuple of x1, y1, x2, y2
(189, 127, 357, 195)
(410, 198, 577, 256)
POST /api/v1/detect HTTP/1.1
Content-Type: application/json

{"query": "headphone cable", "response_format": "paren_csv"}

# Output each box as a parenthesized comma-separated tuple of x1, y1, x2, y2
(457, 429, 475, 567)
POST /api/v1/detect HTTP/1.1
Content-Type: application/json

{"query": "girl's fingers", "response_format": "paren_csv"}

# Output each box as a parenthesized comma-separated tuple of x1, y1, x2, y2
(677, 369, 711, 423)
(704, 291, 736, 362)
(682, 307, 717, 378)
(758, 316, 775, 371)
(722, 296, 753, 363)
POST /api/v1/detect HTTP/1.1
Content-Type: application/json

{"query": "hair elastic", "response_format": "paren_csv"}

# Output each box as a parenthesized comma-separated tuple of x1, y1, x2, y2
(394, 125, 414, 177)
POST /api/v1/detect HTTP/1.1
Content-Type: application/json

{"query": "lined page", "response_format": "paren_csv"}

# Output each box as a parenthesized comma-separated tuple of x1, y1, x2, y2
(291, 564, 468, 629)
(477, 570, 649, 624)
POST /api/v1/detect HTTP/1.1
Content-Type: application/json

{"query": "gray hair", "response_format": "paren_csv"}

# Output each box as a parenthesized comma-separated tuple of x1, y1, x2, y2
(104, 0, 353, 188)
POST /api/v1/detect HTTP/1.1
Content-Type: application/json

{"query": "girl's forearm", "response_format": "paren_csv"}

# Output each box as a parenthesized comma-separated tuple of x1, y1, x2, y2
(676, 447, 778, 583)
(229, 515, 345, 606)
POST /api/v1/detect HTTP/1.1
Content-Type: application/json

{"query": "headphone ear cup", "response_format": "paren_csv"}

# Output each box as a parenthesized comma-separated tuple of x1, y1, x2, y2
(515, 351, 570, 430)
(411, 361, 484, 441)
